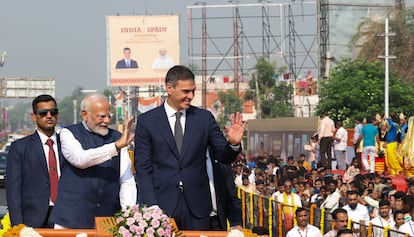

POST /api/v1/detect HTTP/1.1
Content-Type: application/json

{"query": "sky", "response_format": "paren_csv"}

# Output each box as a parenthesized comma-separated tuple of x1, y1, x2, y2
(0, 0, 413, 101)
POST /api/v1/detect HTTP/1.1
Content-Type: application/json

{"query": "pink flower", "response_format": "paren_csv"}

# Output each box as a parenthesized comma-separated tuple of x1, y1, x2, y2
(116, 216, 123, 224)
(126, 217, 135, 226)
(146, 227, 155, 237)
(157, 228, 165, 236)
(151, 219, 160, 228)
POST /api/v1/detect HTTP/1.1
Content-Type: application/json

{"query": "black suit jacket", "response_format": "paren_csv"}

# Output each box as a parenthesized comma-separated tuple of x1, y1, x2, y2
(211, 155, 242, 230)
(115, 59, 139, 69)
(135, 104, 241, 219)
(6, 132, 65, 227)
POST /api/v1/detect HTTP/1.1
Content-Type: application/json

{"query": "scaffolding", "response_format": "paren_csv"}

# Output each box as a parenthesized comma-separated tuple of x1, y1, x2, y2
(187, 1, 319, 107)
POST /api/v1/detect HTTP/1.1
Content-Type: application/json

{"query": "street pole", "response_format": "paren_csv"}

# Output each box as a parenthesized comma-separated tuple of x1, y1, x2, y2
(378, 18, 395, 118)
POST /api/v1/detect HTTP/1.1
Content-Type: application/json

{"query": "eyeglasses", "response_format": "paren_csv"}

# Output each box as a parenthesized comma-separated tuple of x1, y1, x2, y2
(95, 113, 113, 120)
(35, 108, 59, 117)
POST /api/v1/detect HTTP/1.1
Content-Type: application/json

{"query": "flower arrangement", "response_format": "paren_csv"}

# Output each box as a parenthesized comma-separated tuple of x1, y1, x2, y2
(0, 212, 12, 236)
(111, 204, 173, 237)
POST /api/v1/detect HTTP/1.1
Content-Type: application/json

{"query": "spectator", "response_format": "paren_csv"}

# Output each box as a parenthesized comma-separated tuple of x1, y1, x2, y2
(277, 178, 302, 230)
(343, 157, 360, 184)
(321, 179, 341, 213)
(334, 121, 348, 170)
(324, 208, 349, 237)
(370, 199, 395, 236)
(342, 190, 370, 231)
(286, 208, 322, 237)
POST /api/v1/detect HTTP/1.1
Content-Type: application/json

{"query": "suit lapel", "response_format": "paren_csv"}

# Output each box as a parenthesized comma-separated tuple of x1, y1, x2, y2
(32, 132, 49, 176)
(155, 106, 180, 159)
(180, 106, 197, 158)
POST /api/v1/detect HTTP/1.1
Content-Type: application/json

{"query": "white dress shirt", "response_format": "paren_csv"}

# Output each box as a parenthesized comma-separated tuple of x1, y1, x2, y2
(320, 189, 340, 212)
(37, 130, 61, 206)
(343, 203, 370, 228)
(286, 224, 322, 237)
(277, 192, 303, 208)
(334, 127, 348, 151)
(319, 116, 335, 139)
(59, 123, 137, 208)
(206, 150, 218, 216)
(371, 216, 395, 237)
(399, 220, 414, 237)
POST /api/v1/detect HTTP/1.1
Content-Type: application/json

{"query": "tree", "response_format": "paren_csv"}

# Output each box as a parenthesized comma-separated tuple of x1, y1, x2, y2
(57, 87, 86, 126)
(215, 90, 243, 129)
(260, 82, 294, 118)
(249, 56, 294, 118)
(316, 58, 414, 127)
(352, 7, 414, 84)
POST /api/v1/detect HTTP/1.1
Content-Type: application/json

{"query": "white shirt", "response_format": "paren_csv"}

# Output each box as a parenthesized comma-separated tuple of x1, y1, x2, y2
(319, 116, 335, 139)
(320, 189, 340, 212)
(59, 123, 137, 208)
(206, 150, 218, 215)
(37, 130, 61, 177)
(164, 100, 186, 136)
(37, 130, 61, 205)
(371, 216, 395, 237)
(399, 220, 414, 237)
(343, 203, 370, 228)
(152, 55, 175, 69)
(354, 123, 363, 144)
(277, 192, 302, 208)
(334, 127, 348, 151)
(286, 224, 322, 237)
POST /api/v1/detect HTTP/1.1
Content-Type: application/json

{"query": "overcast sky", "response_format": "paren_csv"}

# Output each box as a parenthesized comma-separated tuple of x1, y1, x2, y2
(0, 0, 413, 100)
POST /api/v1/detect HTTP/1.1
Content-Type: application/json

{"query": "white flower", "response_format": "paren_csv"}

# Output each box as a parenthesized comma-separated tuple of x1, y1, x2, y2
(19, 227, 42, 237)
(227, 229, 244, 237)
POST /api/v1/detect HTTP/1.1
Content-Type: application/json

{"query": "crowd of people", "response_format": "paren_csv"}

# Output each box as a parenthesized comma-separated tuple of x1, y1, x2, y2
(231, 111, 414, 236)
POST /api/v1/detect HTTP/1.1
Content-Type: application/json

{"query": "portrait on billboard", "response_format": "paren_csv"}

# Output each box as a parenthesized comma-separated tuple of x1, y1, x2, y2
(115, 47, 139, 69)
(152, 47, 174, 70)
(107, 15, 180, 86)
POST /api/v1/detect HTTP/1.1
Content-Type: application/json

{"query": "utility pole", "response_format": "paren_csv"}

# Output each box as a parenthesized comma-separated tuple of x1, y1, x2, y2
(378, 18, 395, 118)
(254, 73, 261, 119)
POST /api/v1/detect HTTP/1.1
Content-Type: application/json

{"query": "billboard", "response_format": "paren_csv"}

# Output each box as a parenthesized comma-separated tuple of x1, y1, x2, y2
(106, 15, 180, 87)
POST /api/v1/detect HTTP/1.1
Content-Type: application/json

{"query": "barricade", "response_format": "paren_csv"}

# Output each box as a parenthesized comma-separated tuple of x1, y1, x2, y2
(238, 189, 409, 237)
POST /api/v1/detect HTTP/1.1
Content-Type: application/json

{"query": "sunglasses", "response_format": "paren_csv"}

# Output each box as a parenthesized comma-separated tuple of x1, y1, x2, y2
(35, 108, 59, 117)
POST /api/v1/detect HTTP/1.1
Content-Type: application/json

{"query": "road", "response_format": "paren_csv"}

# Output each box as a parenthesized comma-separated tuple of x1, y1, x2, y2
(0, 187, 7, 216)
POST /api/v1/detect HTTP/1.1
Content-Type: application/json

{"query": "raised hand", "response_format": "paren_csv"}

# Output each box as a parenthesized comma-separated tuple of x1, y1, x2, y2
(225, 112, 248, 145)
(115, 117, 135, 149)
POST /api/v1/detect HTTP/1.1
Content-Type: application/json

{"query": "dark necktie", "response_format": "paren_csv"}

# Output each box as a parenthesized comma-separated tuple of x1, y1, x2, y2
(174, 112, 183, 154)
(46, 139, 58, 203)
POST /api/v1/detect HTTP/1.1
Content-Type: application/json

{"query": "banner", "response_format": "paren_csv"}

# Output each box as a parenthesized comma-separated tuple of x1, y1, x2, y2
(107, 15, 180, 86)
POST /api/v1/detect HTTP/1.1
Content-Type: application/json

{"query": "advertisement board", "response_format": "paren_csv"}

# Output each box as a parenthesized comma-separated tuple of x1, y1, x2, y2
(107, 15, 180, 86)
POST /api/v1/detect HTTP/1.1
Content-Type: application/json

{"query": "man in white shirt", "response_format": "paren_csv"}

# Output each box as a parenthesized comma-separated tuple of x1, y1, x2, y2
(353, 118, 363, 155)
(318, 111, 335, 170)
(398, 200, 414, 236)
(277, 179, 302, 230)
(343, 190, 370, 231)
(286, 207, 322, 237)
(324, 208, 349, 237)
(50, 93, 136, 229)
(334, 121, 348, 170)
(370, 199, 395, 236)
(321, 179, 341, 213)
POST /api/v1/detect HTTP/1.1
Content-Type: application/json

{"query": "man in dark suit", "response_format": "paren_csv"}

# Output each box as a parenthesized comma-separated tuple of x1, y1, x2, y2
(6, 94, 65, 228)
(207, 150, 242, 231)
(135, 65, 247, 230)
(115, 47, 139, 69)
